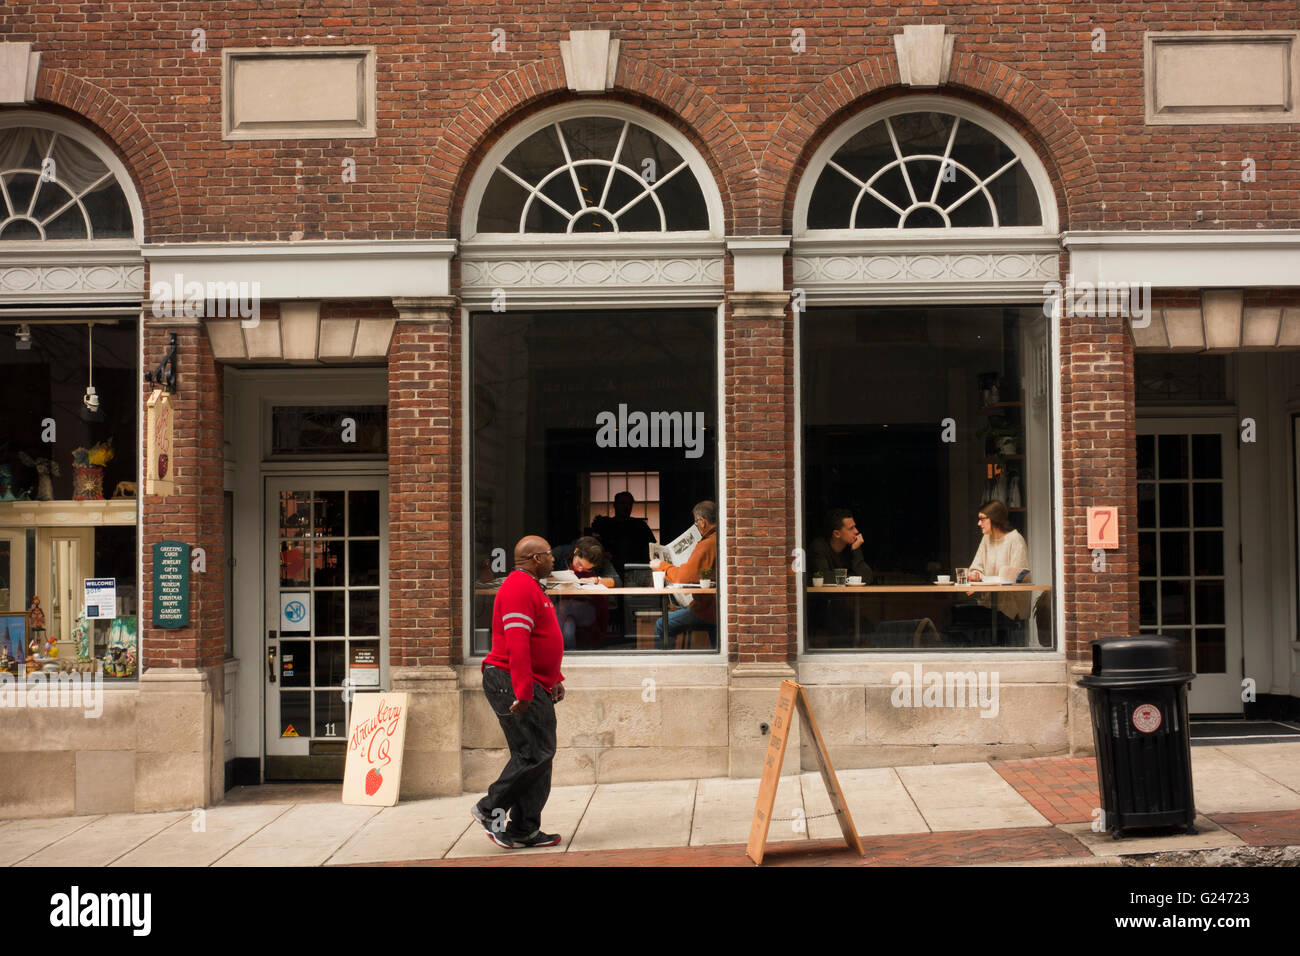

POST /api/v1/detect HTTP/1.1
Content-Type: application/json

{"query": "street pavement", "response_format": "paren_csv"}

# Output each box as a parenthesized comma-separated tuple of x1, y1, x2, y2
(3, 743, 1299, 867)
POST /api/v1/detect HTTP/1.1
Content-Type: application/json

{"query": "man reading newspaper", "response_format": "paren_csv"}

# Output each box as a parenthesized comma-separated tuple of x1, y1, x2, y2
(648, 500, 717, 649)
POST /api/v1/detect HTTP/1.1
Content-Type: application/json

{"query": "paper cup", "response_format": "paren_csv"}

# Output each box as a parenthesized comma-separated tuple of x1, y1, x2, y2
(652, 570, 666, 589)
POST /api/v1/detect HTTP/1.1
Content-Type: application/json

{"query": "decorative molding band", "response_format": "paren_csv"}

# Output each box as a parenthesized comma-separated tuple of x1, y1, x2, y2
(727, 290, 790, 320)
(792, 237, 1058, 303)
(1063, 229, 1300, 288)
(392, 296, 460, 322)
(0, 245, 145, 302)
(144, 240, 457, 300)
(459, 238, 726, 308)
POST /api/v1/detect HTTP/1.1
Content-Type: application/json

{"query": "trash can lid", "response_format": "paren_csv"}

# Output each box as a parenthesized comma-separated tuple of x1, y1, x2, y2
(1078, 636, 1195, 686)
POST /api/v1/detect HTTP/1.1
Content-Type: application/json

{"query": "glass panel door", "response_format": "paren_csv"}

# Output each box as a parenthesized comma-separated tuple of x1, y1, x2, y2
(1137, 420, 1241, 714)
(265, 476, 387, 761)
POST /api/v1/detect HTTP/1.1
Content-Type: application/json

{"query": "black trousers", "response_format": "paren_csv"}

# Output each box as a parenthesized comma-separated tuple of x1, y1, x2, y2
(476, 665, 557, 840)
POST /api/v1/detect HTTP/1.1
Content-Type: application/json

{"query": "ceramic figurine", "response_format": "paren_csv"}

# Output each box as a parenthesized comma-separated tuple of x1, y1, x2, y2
(72, 609, 92, 662)
(0, 463, 15, 500)
(27, 596, 45, 632)
(18, 452, 60, 501)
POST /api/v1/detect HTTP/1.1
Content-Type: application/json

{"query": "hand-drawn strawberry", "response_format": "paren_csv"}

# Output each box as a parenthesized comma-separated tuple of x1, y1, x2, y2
(157, 453, 168, 479)
(365, 767, 383, 796)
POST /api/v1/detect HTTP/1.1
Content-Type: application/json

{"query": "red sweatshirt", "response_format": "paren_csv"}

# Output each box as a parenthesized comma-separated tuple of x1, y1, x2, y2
(482, 569, 565, 701)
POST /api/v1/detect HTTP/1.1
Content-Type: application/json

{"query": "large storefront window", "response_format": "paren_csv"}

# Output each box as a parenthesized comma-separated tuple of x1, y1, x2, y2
(800, 306, 1054, 650)
(471, 310, 718, 653)
(0, 320, 140, 678)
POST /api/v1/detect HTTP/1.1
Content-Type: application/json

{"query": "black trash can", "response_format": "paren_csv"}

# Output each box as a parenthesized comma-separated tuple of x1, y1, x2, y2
(1078, 636, 1196, 838)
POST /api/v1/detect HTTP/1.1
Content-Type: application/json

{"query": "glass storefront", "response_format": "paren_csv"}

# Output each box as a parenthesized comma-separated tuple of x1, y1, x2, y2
(800, 306, 1055, 650)
(470, 309, 719, 653)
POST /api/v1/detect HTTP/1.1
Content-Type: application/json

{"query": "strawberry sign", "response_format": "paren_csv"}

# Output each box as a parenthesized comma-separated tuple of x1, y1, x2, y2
(342, 692, 409, 807)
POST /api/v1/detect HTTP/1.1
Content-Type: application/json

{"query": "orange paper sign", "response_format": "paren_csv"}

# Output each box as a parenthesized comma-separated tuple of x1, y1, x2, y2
(1087, 506, 1119, 549)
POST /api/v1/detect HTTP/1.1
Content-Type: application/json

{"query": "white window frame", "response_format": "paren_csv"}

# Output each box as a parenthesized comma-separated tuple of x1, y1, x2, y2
(794, 95, 1059, 239)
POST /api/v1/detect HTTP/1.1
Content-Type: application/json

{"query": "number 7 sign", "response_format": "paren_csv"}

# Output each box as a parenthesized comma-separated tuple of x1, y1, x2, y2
(1087, 506, 1119, 549)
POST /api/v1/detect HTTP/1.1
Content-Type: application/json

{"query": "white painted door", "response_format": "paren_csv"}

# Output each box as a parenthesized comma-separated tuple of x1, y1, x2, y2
(265, 476, 388, 757)
(1137, 420, 1242, 714)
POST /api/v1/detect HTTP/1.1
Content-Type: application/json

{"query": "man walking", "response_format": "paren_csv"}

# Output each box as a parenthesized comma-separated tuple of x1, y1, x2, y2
(472, 535, 566, 848)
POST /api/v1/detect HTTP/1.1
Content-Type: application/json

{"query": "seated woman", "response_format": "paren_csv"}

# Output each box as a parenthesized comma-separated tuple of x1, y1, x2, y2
(552, 536, 620, 649)
(967, 499, 1031, 640)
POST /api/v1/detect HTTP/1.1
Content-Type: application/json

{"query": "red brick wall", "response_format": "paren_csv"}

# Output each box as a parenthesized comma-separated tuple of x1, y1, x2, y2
(139, 326, 226, 670)
(725, 292, 797, 665)
(387, 313, 463, 668)
(5, 3, 1298, 241)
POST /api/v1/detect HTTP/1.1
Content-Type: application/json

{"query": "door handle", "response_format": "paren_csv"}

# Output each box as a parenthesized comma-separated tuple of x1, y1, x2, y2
(268, 644, 277, 684)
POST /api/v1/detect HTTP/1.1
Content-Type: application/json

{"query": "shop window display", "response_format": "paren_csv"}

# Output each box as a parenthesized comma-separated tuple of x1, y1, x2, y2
(0, 320, 139, 679)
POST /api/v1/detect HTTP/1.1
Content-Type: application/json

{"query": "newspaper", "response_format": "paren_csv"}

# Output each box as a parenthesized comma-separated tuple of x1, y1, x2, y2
(649, 523, 701, 567)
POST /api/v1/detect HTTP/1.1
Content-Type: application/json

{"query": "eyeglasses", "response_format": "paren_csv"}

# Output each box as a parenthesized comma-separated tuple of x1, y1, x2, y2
(977, 515, 989, 522)
(524, 551, 552, 562)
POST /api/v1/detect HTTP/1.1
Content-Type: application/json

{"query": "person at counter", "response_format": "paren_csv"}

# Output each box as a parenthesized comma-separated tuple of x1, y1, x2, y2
(966, 499, 1031, 638)
(552, 536, 620, 649)
(810, 509, 874, 584)
(649, 500, 717, 649)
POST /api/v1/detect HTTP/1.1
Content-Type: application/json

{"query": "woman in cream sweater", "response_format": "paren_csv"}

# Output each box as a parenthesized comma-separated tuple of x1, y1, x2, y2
(967, 499, 1031, 625)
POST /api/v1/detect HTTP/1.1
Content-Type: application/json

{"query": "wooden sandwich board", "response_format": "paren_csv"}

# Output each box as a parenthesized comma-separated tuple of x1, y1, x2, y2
(746, 679, 865, 865)
(342, 692, 409, 807)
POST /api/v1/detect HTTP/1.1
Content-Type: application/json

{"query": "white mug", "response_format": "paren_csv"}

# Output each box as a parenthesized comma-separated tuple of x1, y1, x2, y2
(936, 574, 951, 583)
(652, 570, 666, 589)
(846, 576, 863, 586)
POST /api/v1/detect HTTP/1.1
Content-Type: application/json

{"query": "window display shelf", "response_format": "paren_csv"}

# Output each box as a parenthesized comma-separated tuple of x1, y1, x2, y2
(0, 498, 137, 528)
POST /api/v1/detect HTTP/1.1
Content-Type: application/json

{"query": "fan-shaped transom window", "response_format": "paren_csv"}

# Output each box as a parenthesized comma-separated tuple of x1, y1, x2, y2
(476, 116, 710, 234)
(807, 110, 1044, 230)
(0, 126, 134, 240)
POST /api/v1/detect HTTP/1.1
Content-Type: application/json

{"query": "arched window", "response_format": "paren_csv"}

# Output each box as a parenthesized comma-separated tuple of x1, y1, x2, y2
(800, 101, 1054, 233)
(474, 115, 711, 235)
(0, 124, 134, 241)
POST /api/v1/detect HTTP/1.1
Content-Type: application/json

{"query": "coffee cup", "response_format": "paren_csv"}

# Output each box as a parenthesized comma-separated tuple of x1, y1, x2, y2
(652, 570, 666, 589)
(936, 574, 951, 584)
(846, 576, 863, 586)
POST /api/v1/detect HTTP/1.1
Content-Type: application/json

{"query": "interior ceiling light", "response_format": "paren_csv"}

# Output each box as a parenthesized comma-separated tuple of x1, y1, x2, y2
(82, 323, 104, 422)
(15, 324, 31, 349)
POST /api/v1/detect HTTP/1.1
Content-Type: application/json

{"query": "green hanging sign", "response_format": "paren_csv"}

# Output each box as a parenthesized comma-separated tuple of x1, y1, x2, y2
(152, 540, 191, 628)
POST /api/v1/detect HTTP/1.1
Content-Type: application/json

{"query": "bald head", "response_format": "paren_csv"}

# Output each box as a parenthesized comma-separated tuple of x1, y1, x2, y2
(514, 535, 555, 579)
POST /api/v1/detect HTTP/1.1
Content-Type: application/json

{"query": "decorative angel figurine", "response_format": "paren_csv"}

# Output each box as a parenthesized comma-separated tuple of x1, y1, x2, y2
(27, 595, 45, 632)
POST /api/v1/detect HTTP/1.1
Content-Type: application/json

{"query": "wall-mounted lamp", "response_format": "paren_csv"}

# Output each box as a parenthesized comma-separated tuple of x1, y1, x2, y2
(145, 331, 178, 394)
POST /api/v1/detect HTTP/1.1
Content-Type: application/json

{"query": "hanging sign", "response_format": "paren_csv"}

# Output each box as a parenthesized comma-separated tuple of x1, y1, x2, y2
(342, 692, 409, 807)
(1087, 506, 1119, 549)
(83, 578, 117, 619)
(146, 389, 175, 498)
(280, 592, 310, 634)
(152, 540, 191, 628)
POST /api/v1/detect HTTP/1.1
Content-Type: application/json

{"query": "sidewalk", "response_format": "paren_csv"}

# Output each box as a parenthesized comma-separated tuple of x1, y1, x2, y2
(3, 743, 1299, 867)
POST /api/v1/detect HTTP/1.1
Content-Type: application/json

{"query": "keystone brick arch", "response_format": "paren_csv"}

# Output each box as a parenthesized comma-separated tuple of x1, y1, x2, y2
(418, 56, 755, 237)
(759, 52, 1101, 234)
(32, 69, 183, 241)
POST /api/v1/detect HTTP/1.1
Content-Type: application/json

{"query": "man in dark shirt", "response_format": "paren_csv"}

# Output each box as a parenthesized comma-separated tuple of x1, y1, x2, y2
(590, 491, 656, 577)
(810, 508, 875, 582)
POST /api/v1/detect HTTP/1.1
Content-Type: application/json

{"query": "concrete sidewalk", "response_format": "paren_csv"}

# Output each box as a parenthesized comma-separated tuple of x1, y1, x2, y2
(3, 742, 1299, 867)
